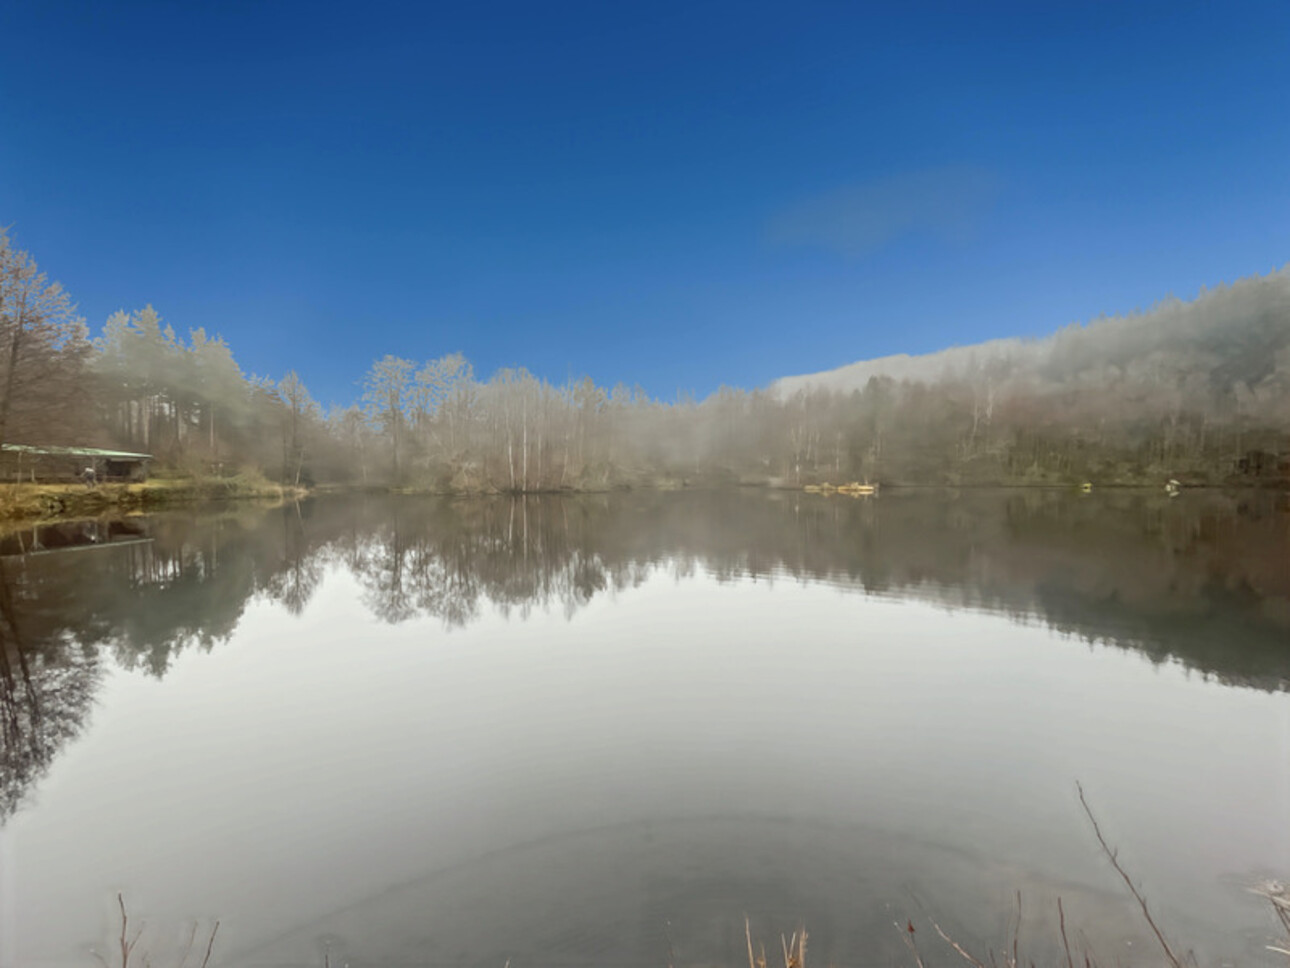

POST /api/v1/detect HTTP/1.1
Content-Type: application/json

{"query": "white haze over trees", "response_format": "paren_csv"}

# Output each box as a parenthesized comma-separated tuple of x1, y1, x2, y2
(1, 226, 1287, 489)
(770, 272, 1290, 482)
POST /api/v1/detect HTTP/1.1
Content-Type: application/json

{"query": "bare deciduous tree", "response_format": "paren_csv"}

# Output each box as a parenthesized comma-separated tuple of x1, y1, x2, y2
(0, 229, 92, 453)
(362, 355, 416, 482)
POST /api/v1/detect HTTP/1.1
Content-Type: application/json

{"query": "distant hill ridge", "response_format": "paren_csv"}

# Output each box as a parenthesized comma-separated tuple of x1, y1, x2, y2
(773, 337, 1032, 396)
(771, 267, 1290, 400)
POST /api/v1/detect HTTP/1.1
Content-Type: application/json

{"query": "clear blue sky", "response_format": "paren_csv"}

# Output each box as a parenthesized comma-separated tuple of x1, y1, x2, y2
(2, 1, 1287, 407)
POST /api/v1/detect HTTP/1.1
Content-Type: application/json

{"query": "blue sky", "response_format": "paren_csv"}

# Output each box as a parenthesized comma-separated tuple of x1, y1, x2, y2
(1, 1, 1287, 407)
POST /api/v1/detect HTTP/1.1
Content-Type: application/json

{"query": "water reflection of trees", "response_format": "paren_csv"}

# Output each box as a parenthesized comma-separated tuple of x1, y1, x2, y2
(0, 558, 103, 821)
(348, 498, 656, 626)
(2, 489, 1287, 817)
(0, 505, 321, 817)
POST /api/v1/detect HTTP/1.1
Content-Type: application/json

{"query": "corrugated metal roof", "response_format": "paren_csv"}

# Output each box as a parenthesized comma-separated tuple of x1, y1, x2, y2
(1, 444, 153, 460)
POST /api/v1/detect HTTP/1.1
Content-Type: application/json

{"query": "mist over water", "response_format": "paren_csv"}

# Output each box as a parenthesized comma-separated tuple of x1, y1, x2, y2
(2, 490, 1288, 968)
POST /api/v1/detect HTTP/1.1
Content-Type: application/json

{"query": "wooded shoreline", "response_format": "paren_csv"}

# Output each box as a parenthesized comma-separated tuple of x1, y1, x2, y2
(2, 229, 1288, 507)
(1, 475, 1283, 525)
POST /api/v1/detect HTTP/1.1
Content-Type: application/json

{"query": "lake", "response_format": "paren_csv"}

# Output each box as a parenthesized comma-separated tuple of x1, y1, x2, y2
(1, 489, 1288, 968)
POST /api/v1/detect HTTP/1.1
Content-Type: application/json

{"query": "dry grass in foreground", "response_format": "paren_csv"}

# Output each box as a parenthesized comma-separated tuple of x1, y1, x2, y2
(94, 894, 219, 968)
(737, 786, 1290, 968)
(97, 787, 1289, 968)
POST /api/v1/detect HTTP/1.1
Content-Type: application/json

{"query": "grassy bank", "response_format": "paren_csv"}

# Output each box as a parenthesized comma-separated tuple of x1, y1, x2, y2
(0, 472, 306, 522)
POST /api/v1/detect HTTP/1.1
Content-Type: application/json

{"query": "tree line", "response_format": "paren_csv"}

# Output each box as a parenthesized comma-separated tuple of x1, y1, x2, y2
(2, 226, 1287, 489)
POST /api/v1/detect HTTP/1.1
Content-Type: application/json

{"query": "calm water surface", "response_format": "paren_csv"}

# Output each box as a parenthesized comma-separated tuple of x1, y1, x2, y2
(1, 490, 1288, 968)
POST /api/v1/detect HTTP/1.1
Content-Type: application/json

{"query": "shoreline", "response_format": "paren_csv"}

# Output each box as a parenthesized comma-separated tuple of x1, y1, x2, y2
(0, 477, 308, 523)
(1, 476, 1281, 525)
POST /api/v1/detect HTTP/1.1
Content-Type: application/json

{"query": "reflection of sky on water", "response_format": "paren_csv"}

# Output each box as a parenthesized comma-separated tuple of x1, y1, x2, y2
(5, 562, 1288, 968)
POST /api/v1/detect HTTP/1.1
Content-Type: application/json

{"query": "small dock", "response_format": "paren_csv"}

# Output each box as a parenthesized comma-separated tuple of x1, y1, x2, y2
(803, 481, 879, 496)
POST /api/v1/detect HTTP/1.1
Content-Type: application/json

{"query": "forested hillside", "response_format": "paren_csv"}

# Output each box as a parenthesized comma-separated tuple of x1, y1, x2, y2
(773, 272, 1290, 484)
(1, 226, 1287, 490)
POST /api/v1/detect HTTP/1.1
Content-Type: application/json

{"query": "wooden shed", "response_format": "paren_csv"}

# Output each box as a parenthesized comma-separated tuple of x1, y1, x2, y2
(2, 445, 153, 483)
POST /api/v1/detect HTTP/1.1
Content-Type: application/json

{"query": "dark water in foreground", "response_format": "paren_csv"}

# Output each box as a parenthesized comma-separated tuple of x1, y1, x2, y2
(1, 489, 1288, 968)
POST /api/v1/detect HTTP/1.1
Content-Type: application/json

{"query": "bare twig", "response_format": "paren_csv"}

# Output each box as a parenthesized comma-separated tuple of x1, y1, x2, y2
(118, 894, 144, 968)
(1075, 926, 1102, 968)
(896, 920, 926, 968)
(1011, 892, 1021, 968)
(1057, 897, 1075, 968)
(929, 917, 989, 968)
(118, 894, 129, 968)
(176, 922, 198, 968)
(664, 920, 678, 968)
(197, 922, 219, 968)
(1077, 782, 1183, 968)
(746, 916, 757, 968)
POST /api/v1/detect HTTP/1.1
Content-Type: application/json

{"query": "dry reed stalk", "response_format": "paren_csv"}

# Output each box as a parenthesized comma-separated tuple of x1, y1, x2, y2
(1058, 897, 1075, 968)
(765, 926, 807, 968)
(1250, 882, 1290, 958)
